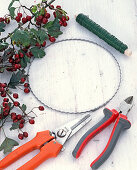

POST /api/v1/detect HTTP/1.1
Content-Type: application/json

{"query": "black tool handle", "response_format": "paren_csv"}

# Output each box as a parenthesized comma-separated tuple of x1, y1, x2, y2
(91, 114, 131, 169)
(72, 108, 119, 158)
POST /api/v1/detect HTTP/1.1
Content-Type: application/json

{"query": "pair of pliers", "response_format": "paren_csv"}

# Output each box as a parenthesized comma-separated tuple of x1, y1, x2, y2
(72, 96, 133, 169)
(0, 112, 92, 170)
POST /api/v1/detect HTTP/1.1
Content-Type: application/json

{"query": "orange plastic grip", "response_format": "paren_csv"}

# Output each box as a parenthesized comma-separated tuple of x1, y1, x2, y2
(0, 130, 54, 169)
(17, 140, 63, 170)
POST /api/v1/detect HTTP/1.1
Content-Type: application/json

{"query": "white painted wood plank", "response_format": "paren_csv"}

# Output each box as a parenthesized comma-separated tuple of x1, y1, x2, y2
(0, 0, 137, 170)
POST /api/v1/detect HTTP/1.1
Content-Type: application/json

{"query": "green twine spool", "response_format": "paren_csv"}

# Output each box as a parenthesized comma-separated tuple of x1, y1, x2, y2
(76, 13, 132, 56)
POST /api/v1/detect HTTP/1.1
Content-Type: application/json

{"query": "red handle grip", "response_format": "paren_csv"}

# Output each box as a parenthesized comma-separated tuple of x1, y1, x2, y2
(0, 130, 54, 169)
(17, 140, 63, 170)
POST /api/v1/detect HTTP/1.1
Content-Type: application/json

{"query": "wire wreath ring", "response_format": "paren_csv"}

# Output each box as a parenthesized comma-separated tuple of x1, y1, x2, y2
(28, 38, 122, 114)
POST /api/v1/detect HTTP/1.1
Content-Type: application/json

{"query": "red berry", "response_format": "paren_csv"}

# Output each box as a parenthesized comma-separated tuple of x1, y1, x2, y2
(1, 91, 6, 97)
(13, 93, 18, 99)
(3, 98, 9, 102)
(66, 16, 69, 21)
(59, 20, 63, 26)
(3, 102, 8, 107)
(14, 101, 20, 107)
(9, 58, 13, 63)
(14, 64, 21, 69)
(61, 16, 66, 22)
(21, 77, 26, 83)
(26, 15, 31, 21)
(15, 58, 20, 64)
(29, 51, 33, 57)
(15, 54, 19, 59)
(11, 115, 17, 120)
(56, 5, 61, 9)
(5, 18, 10, 24)
(19, 52, 24, 58)
(39, 106, 44, 111)
(3, 111, 9, 116)
(53, 12, 56, 18)
(22, 48, 28, 52)
(18, 133, 24, 140)
(22, 17, 27, 24)
(23, 132, 28, 138)
(11, 112, 16, 117)
(20, 119, 25, 124)
(0, 17, 4, 22)
(24, 88, 30, 93)
(13, 119, 18, 123)
(18, 13, 22, 18)
(19, 123, 24, 129)
(29, 119, 35, 124)
(45, 13, 50, 19)
(35, 42, 41, 47)
(42, 18, 48, 24)
(49, 36, 56, 42)
(0, 87, 4, 92)
(15, 16, 21, 22)
(26, 52, 31, 58)
(38, 15, 43, 21)
(63, 21, 67, 27)
(1, 83, 7, 88)
(36, 21, 41, 25)
(42, 41, 46, 47)
(24, 83, 29, 87)
(17, 114, 22, 120)
(49, 5, 54, 9)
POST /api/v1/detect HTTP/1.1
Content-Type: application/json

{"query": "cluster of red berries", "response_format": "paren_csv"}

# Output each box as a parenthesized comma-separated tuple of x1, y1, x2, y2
(0, 97, 10, 118)
(51, 5, 69, 27)
(0, 83, 7, 98)
(0, 17, 10, 24)
(20, 78, 30, 94)
(15, 13, 31, 24)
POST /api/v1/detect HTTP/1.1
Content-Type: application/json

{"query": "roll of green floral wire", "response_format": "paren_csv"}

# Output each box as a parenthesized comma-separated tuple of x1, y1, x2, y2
(76, 13, 132, 56)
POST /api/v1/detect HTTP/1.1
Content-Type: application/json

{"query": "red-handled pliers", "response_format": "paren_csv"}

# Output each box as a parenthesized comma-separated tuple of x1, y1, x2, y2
(72, 96, 133, 169)
(0, 112, 92, 170)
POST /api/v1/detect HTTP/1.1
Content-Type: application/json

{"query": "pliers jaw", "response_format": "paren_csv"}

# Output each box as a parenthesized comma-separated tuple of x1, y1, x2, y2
(116, 96, 133, 115)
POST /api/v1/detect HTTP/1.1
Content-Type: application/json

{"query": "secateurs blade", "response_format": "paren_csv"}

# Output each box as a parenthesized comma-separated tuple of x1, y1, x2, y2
(72, 96, 133, 169)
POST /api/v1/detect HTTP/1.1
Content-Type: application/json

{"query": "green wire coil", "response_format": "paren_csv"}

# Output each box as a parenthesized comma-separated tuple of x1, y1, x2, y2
(76, 13, 128, 54)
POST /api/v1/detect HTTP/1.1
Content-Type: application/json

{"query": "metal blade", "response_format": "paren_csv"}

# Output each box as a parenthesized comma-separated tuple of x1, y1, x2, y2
(53, 113, 92, 145)
(116, 96, 133, 115)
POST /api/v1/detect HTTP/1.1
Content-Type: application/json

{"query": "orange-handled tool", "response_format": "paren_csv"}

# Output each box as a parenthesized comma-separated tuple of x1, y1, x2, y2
(0, 113, 92, 169)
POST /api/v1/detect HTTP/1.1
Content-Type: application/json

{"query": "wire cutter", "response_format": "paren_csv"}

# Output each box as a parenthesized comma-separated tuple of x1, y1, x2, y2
(0, 113, 92, 170)
(72, 96, 133, 169)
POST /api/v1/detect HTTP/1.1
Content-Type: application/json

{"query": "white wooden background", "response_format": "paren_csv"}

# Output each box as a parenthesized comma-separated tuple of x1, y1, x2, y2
(1, 0, 137, 170)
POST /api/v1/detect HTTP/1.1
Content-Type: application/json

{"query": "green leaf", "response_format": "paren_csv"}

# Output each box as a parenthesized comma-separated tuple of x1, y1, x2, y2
(0, 42, 9, 51)
(30, 47, 45, 58)
(11, 30, 30, 47)
(22, 104, 27, 112)
(8, 0, 19, 10)
(39, 7, 45, 16)
(0, 22, 6, 32)
(0, 137, 19, 154)
(9, 7, 16, 18)
(43, 21, 54, 29)
(31, 5, 37, 13)
(20, 55, 30, 68)
(38, 29, 49, 43)
(48, 30, 62, 38)
(47, 18, 62, 38)
(10, 122, 19, 130)
(8, 70, 24, 88)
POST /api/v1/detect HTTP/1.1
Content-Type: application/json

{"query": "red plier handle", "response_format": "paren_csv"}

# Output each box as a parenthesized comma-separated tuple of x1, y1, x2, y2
(72, 108, 131, 169)
(0, 130, 63, 170)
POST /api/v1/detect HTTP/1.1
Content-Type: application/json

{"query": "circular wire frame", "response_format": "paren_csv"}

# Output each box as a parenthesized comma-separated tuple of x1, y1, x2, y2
(28, 39, 122, 114)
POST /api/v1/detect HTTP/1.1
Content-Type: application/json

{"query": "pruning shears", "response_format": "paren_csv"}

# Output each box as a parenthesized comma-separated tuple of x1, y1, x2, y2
(0, 112, 92, 170)
(72, 96, 133, 169)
